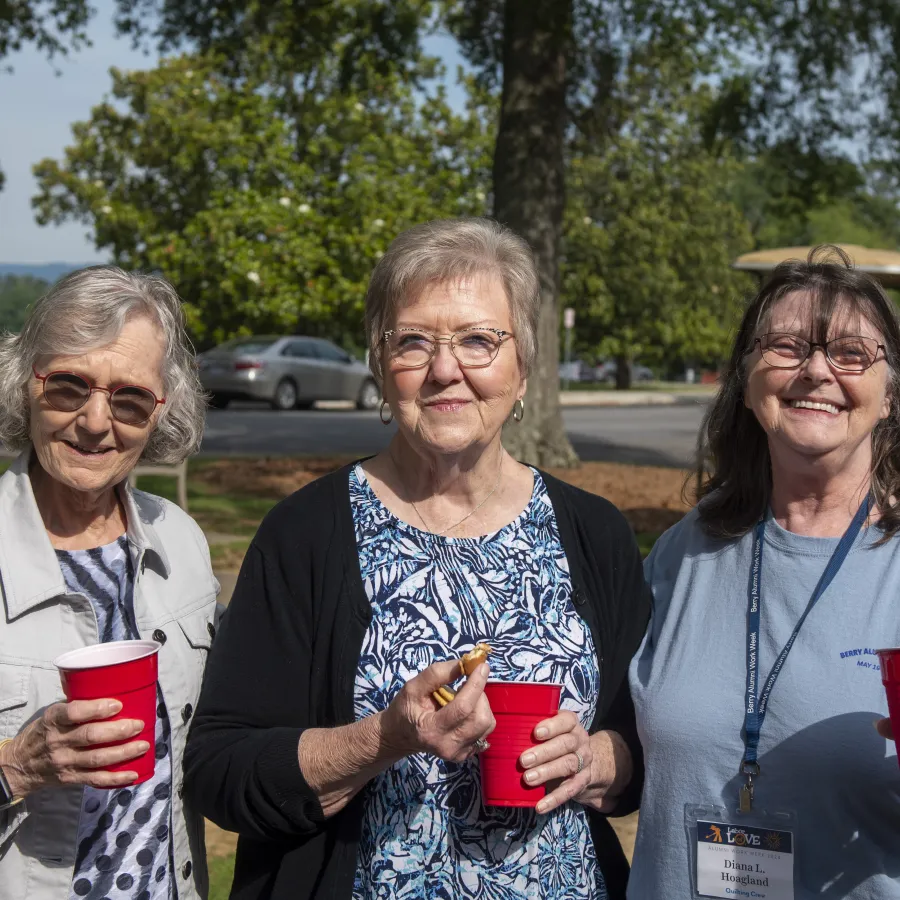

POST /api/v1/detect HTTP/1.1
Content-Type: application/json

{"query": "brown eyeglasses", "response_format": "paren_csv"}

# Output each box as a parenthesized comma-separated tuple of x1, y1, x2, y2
(33, 366, 165, 425)
(383, 327, 514, 369)
(753, 333, 886, 373)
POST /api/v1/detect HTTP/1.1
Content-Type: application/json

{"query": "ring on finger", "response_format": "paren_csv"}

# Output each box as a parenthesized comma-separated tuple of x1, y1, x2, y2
(474, 737, 490, 753)
(574, 750, 584, 775)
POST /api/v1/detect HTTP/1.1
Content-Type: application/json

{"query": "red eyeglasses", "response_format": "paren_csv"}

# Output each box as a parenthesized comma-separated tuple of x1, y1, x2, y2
(32, 366, 166, 426)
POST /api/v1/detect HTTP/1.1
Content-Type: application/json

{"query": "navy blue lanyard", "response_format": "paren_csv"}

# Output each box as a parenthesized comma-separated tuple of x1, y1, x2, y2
(743, 495, 871, 772)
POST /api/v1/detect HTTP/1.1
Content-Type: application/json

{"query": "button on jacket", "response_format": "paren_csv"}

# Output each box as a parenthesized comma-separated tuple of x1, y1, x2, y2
(0, 451, 220, 900)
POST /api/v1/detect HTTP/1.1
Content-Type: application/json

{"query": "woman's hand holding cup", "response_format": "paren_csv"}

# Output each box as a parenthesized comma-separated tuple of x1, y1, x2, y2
(517, 710, 593, 814)
(383, 659, 495, 763)
(0, 699, 148, 797)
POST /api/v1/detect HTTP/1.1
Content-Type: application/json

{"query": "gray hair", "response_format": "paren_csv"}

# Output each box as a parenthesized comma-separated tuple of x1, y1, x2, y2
(364, 217, 540, 382)
(0, 265, 205, 464)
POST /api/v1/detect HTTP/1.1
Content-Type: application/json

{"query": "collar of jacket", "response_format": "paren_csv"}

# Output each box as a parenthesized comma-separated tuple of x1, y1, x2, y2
(0, 448, 171, 620)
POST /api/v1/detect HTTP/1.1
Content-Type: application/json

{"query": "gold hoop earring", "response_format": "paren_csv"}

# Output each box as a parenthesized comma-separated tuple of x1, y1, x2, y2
(380, 400, 393, 425)
(512, 398, 525, 422)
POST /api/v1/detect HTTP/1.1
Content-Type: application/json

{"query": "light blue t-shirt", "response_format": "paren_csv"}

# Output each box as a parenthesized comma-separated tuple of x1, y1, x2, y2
(629, 507, 900, 899)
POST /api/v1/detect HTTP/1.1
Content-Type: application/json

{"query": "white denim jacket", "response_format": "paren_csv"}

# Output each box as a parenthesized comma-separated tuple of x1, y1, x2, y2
(0, 450, 220, 900)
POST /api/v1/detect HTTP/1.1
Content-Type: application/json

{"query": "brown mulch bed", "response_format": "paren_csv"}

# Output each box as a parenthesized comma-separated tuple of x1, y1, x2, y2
(193, 457, 696, 536)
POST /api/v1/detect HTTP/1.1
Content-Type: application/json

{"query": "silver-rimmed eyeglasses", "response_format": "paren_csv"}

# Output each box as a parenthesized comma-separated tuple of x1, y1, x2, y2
(383, 327, 514, 369)
(753, 333, 886, 373)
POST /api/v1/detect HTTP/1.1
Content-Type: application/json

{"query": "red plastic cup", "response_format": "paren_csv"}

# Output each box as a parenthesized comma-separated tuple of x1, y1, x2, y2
(54, 640, 161, 786)
(878, 648, 900, 767)
(481, 681, 562, 807)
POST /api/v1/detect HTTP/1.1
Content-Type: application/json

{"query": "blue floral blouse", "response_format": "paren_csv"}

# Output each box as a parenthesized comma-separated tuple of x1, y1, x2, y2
(350, 464, 606, 899)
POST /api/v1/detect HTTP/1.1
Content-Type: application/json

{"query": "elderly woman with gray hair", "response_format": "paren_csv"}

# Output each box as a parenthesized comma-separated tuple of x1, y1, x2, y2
(0, 266, 218, 900)
(185, 217, 650, 900)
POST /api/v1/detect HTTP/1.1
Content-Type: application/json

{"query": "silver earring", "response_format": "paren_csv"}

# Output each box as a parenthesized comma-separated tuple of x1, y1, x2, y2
(512, 398, 525, 422)
(380, 400, 393, 425)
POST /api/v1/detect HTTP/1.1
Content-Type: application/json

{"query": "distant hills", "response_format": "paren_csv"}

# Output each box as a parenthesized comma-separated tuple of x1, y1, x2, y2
(0, 262, 102, 283)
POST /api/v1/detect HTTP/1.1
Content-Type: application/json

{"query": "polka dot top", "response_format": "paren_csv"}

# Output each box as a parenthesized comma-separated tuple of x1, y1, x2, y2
(57, 537, 175, 900)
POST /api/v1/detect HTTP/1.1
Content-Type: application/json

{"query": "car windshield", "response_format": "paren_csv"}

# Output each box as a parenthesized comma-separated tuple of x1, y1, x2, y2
(216, 338, 278, 355)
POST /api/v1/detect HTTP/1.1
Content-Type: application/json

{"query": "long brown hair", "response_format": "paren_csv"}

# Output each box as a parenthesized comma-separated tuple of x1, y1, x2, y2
(697, 246, 900, 540)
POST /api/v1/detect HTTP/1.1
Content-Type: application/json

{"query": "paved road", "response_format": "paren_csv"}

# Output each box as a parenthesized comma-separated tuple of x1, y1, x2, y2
(201, 401, 708, 468)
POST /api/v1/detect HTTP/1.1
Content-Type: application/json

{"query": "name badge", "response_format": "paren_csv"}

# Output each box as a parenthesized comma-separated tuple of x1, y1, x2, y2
(695, 819, 794, 900)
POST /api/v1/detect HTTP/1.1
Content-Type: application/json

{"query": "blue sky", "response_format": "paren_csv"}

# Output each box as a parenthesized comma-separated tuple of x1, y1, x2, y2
(0, 0, 151, 263)
(0, 0, 465, 264)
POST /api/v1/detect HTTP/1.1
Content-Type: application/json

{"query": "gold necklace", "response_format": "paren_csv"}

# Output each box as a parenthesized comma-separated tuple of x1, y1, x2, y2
(391, 450, 504, 537)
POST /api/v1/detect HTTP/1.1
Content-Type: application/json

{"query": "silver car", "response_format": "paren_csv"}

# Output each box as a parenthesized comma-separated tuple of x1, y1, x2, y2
(197, 336, 381, 411)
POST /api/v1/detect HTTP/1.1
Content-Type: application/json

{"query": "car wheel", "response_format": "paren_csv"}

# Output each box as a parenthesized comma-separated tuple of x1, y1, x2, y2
(356, 379, 380, 411)
(271, 378, 298, 411)
(208, 393, 230, 409)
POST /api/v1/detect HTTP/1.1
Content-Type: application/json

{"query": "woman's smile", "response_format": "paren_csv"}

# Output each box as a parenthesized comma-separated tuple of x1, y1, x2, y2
(780, 396, 847, 417)
(61, 439, 116, 457)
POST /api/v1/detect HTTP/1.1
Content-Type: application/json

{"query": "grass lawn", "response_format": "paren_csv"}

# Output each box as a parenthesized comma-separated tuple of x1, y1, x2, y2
(209, 853, 236, 900)
(134, 460, 282, 568)
(136, 461, 280, 538)
(635, 531, 662, 558)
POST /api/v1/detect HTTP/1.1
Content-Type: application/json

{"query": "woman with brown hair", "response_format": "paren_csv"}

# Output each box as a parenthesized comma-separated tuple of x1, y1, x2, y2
(630, 247, 900, 899)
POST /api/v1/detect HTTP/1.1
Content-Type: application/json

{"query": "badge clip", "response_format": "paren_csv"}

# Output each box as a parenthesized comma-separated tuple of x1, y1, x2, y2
(738, 760, 760, 813)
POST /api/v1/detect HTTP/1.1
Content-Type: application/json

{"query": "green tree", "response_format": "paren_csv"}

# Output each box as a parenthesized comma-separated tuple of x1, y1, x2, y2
(732, 146, 900, 251)
(0, 275, 48, 332)
(444, 0, 900, 460)
(0, 0, 91, 61)
(36, 0, 900, 464)
(562, 70, 753, 388)
(33, 52, 493, 346)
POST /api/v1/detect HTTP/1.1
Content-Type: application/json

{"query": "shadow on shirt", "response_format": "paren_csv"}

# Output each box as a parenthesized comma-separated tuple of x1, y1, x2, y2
(721, 711, 900, 897)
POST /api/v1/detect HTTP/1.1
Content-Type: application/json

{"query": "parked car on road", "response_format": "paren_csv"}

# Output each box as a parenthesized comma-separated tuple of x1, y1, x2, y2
(594, 361, 655, 383)
(558, 360, 602, 383)
(197, 336, 381, 411)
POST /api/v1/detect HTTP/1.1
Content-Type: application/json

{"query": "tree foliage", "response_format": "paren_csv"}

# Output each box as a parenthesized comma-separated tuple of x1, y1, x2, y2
(33, 52, 493, 347)
(444, 0, 900, 159)
(0, 0, 91, 63)
(562, 62, 753, 382)
(27, 0, 900, 465)
(0, 275, 48, 332)
(732, 146, 900, 251)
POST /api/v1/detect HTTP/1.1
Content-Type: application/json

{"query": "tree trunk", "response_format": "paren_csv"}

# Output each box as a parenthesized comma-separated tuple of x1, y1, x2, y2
(615, 353, 632, 390)
(494, 0, 578, 467)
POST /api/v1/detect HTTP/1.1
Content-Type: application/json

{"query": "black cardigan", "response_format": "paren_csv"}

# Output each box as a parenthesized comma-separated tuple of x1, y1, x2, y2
(183, 464, 651, 900)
